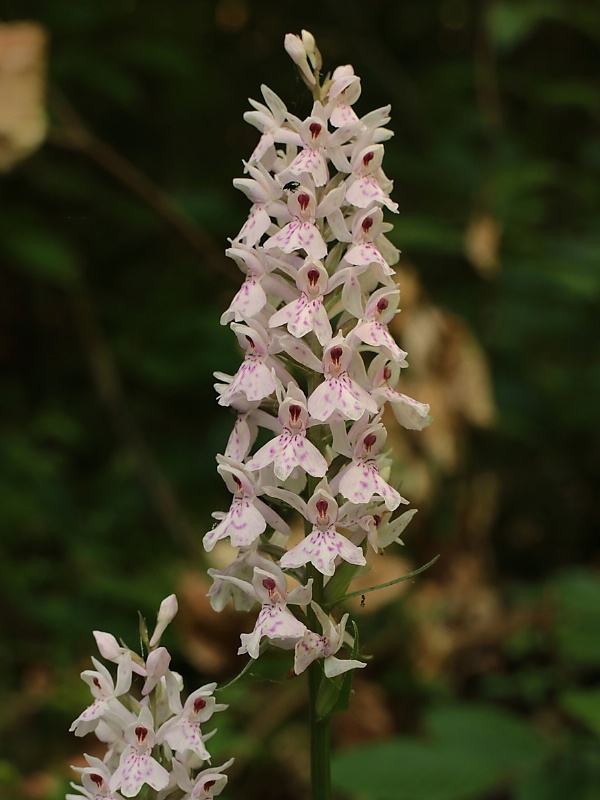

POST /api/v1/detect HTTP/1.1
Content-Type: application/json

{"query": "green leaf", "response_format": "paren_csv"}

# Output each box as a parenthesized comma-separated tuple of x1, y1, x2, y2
(536, 82, 600, 112)
(217, 649, 294, 693)
(426, 704, 546, 773)
(553, 571, 600, 667)
(560, 689, 600, 738)
(316, 673, 344, 720)
(485, 1, 563, 52)
(316, 621, 361, 720)
(332, 704, 546, 800)
(390, 216, 463, 255)
(516, 736, 600, 800)
(323, 560, 365, 610)
(3, 226, 78, 284)
(333, 739, 500, 800)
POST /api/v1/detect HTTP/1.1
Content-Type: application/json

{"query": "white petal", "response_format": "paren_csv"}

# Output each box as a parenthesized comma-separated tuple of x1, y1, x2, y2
(203, 498, 266, 551)
(378, 508, 418, 549)
(390, 394, 432, 430)
(324, 655, 366, 678)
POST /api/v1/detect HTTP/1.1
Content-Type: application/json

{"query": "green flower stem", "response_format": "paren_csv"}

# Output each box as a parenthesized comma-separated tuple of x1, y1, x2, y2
(305, 368, 331, 799)
(309, 664, 331, 800)
(308, 567, 331, 800)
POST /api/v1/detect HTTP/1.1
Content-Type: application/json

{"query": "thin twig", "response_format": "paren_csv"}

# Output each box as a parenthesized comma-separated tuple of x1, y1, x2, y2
(47, 88, 234, 282)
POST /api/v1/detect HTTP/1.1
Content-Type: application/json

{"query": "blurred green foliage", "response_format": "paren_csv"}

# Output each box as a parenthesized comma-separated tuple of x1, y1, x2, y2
(332, 569, 600, 799)
(1, 0, 599, 798)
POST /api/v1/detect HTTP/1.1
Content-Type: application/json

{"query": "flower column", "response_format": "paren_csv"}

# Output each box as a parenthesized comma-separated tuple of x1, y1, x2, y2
(206, 30, 431, 800)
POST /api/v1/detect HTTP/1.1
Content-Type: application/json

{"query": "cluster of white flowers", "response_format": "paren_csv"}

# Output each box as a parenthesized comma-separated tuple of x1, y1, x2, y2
(205, 32, 431, 678)
(67, 596, 233, 800)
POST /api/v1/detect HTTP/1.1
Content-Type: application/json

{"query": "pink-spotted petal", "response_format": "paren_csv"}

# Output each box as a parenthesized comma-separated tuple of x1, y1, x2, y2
(264, 221, 327, 259)
(203, 498, 266, 551)
(346, 176, 399, 212)
(288, 436, 328, 478)
(271, 296, 332, 345)
(351, 321, 408, 364)
(235, 206, 272, 247)
(280, 528, 366, 576)
(294, 631, 326, 674)
(157, 718, 211, 761)
(110, 752, 169, 798)
(218, 360, 278, 406)
(220, 278, 267, 324)
(241, 603, 307, 658)
(330, 103, 360, 127)
(345, 243, 394, 275)
(247, 432, 326, 481)
(308, 376, 377, 422)
(289, 148, 329, 186)
(338, 462, 402, 511)
(225, 416, 252, 461)
(245, 436, 283, 474)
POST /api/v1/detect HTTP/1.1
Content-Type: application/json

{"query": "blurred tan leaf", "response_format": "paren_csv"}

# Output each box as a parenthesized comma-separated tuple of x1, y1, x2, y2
(346, 550, 414, 615)
(464, 213, 503, 277)
(177, 569, 247, 675)
(333, 678, 396, 747)
(391, 265, 496, 482)
(409, 554, 504, 681)
(0, 21, 47, 172)
(20, 771, 58, 800)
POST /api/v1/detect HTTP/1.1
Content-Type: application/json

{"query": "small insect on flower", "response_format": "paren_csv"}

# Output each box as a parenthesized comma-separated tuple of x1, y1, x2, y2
(283, 180, 301, 193)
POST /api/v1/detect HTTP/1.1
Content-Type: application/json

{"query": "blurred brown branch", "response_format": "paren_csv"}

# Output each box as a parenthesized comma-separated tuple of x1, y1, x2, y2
(48, 88, 234, 282)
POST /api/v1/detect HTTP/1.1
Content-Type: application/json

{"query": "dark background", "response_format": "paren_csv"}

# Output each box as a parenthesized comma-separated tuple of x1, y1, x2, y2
(1, 1, 600, 798)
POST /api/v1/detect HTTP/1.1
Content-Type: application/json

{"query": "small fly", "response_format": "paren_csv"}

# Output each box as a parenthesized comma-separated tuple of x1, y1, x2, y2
(282, 180, 301, 193)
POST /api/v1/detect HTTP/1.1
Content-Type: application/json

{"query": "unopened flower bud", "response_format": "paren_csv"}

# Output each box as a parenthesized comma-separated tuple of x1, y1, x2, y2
(93, 630, 121, 660)
(284, 33, 316, 86)
(142, 646, 171, 695)
(149, 593, 178, 647)
(301, 29, 322, 72)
